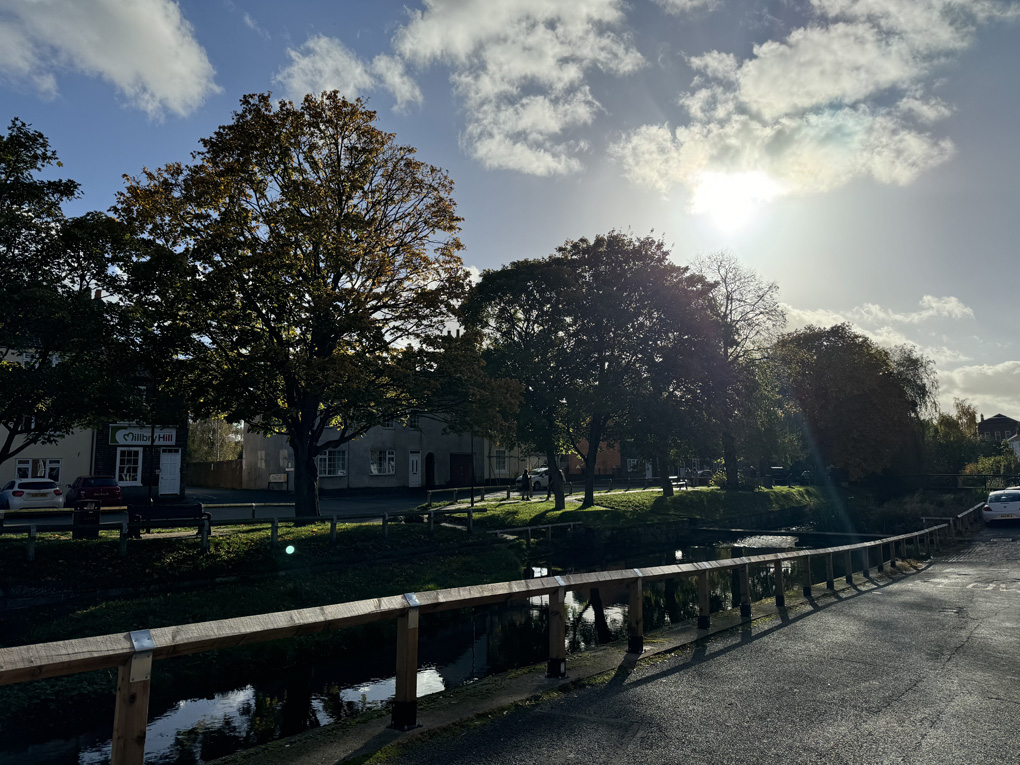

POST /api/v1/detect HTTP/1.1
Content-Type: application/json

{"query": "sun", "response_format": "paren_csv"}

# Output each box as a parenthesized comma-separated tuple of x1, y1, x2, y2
(690, 170, 784, 234)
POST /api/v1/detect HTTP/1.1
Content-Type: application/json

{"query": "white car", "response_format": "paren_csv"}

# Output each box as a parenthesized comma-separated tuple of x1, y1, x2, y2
(515, 467, 550, 491)
(0, 479, 65, 510)
(982, 489, 1020, 523)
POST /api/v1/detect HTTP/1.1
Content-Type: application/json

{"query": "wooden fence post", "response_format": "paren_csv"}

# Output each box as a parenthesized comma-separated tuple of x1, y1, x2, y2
(697, 570, 710, 629)
(270, 518, 278, 547)
(330, 515, 338, 544)
(844, 550, 853, 584)
(628, 569, 643, 654)
(200, 520, 209, 553)
(889, 539, 897, 567)
(802, 555, 813, 597)
(774, 561, 786, 608)
(739, 564, 751, 618)
(825, 553, 835, 590)
(392, 594, 420, 730)
(876, 543, 885, 572)
(467, 509, 473, 533)
(862, 546, 871, 577)
(547, 577, 567, 678)
(383, 513, 389, 539)
(111, 630, 154, 765)
(120, 523, 129, 556)
(26, 525, 36, 561)
(428, 510, 434, 532)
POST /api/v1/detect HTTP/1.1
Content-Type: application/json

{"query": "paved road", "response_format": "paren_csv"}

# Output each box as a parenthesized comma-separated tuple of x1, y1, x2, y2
(384, 523, 1020, 764)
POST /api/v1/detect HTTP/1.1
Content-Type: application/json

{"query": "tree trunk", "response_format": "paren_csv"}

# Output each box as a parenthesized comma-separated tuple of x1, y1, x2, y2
(659, 451, 674, 497)
(290, 437, 320, 519)
(581, 420, 604, 508)
(722, 428, 739, 490)
(546, 446, 565, 510)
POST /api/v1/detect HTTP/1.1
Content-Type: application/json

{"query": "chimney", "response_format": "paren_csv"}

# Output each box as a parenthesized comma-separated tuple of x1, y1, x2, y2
(94, 289, 102, 300)
(980, 414, 984, 422)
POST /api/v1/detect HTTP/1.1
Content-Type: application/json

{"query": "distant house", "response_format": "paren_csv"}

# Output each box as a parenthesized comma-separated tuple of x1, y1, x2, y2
(242, 416, 485, 491)
(977, 413, 1020, 443)
(1008, 434, 1020, 461)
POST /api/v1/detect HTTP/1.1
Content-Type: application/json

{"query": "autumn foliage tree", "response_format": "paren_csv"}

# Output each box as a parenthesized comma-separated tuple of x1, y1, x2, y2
(116, 93, 472, 517)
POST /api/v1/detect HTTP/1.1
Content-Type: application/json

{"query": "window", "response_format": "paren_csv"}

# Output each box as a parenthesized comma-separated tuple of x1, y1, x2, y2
(370, 449, 395, 475)
(408, 413, 421, 429)
(494, 448, 507, 473)
(381, 419, 395, 429)
(627, 458, 640, 473)
(117, 447, 142, 485)
(995, 431, 1002, 440)
(15, 458, 60, 480)
(316, 449, 347, 477)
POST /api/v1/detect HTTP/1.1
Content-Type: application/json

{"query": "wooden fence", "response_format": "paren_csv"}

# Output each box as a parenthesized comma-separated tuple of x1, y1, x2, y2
(0, 503, 983, 765)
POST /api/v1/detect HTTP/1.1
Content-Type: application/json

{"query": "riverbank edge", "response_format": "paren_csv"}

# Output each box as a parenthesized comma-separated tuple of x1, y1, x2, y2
(209, 554, 938, 765)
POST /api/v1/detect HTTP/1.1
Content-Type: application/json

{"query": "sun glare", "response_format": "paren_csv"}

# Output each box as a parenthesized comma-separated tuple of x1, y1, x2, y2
(690, 171, 784, 234)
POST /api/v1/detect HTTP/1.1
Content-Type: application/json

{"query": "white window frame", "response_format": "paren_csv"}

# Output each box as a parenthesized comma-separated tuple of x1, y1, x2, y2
(494, 448, 508, 474)
(15, 458, 58, 480)
(370, 449, 396, 475)
(381, 419, 395, 429)
(408, 413, 421, 429)
(15, 459, 30, 479)
(117, 447, 143, 485)
(316, 448, 347, 477)
(46, 458, 61, 482)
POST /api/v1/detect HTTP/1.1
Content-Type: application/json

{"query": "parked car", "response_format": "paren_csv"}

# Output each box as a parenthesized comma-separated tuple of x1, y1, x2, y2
(982, 489, 1020, 524)
(0, 479, 64, 510)
(64, 475, 123, 507)
(515, 467, 550, 491)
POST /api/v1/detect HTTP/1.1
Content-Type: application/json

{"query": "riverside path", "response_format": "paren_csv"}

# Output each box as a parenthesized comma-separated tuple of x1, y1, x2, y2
(219, 523, 1020, 765)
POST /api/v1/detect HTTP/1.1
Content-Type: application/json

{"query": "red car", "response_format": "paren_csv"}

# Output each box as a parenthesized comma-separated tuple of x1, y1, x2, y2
(65, 476, 123, 507)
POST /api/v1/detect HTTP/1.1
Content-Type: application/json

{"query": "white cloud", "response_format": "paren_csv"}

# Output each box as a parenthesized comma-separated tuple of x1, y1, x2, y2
(939, 361, 1020, 417)
(656, 0, 720, 12)
(274, 37, 422, 112)
(0, 0, 218, 117)
(243, 12, 270, 41)
(392, 0, 643, 175)
(613, 0, 1016, 202)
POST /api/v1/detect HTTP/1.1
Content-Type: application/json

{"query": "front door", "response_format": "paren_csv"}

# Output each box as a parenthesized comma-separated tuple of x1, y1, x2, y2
(408, 450, 421, 488)
(159, 448, 181, 495)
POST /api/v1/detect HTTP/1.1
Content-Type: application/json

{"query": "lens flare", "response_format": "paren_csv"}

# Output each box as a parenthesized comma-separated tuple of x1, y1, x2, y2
(690, 171, 783, 234)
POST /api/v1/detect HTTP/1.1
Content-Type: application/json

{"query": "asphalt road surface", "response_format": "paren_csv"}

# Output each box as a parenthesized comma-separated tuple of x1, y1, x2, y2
(386, 523, 1020, 764)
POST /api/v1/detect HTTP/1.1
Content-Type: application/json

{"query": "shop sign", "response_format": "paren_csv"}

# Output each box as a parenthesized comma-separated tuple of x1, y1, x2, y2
(109, 426, 177, 446)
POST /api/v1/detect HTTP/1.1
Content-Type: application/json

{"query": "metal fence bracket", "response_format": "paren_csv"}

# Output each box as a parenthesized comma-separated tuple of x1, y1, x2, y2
(128, 630, 155, 683)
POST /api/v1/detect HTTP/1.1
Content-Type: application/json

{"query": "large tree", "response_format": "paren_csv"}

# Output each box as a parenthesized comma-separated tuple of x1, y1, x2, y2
(0, 119, 142, 468)
(691, 251, 786, 488)
(115, 93, 472, 517)
(466, 232, 720, 507)
(772, 324, 933, 479)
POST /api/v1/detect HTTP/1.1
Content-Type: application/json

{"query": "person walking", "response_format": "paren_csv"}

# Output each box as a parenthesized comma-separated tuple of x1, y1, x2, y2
(520, 469, 531, 500)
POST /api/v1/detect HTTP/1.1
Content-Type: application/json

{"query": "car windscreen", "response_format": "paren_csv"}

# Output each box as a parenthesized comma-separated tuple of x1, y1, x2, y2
(20, 481, 58, 490)
(989, 492, 1020, 503)
(83, 478, 118, 487)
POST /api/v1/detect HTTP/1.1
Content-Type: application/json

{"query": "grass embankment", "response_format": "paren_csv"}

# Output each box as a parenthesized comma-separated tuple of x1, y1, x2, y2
(467, 486, 823, 530)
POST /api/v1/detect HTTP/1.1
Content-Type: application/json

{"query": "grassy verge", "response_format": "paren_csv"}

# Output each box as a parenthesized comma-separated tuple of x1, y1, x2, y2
(467, 486, 823, 530)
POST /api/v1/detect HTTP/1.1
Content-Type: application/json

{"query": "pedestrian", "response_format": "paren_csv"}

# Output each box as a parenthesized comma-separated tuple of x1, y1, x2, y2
(521, 469, 531, 500)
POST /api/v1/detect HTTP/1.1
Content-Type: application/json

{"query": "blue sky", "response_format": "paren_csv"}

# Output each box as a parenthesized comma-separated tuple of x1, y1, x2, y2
(2, 0, 1019, 418)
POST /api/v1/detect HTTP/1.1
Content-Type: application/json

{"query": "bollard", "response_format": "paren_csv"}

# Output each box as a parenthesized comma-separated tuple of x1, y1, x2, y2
(739, 564, 752, 618)
(826, 553, 835, 590)
(628, 570, 644, 653)
(251, 503, 256, 521)
(452, 490, 458, 505)
(330, 515, 338, 544)
(774, 561, 786, 607)
(200, 520, 210, 553)
(697, 570, 711, 629)
(547, 578, 567, 678)
(844, 550, 853, 584)
(27, 525, 36, 562)
(428, 510, 434, 532)
(120, 523, 129, 556)
(467, 509, 473, 533)
(426, 490, 433, 508)
(802, 555, 813, 597)
(383, 513, 389, 539)
(392, 594, 421, 730)
(506, 486, 511, 500)
(270, 517, 278, 547)
(546, 525, 552, 541)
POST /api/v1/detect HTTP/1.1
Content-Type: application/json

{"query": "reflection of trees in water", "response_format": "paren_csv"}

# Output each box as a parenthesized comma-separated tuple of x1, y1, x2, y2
(484, 605, 548, 674)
